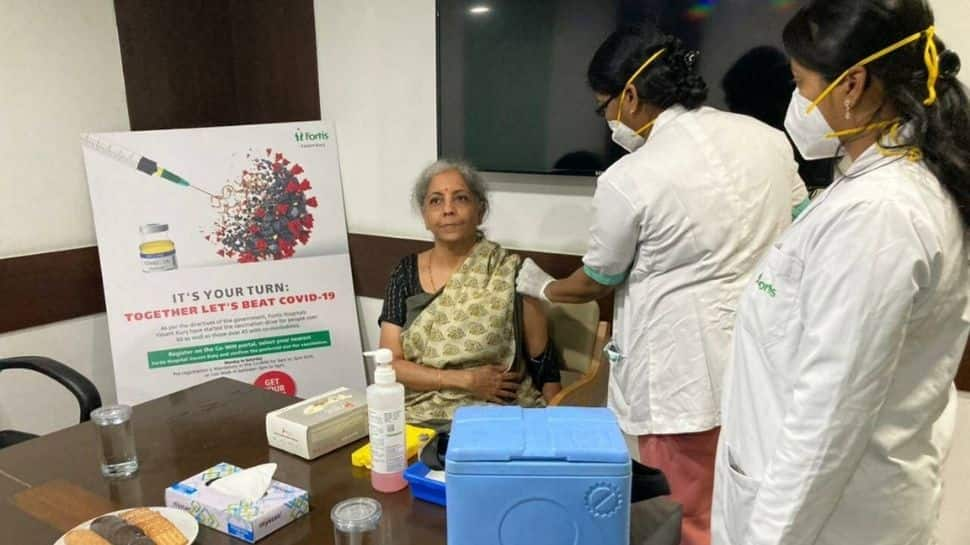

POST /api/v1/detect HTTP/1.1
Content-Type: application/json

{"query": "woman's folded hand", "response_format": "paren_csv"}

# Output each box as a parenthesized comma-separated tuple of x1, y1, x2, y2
(462, 365, 523, 404)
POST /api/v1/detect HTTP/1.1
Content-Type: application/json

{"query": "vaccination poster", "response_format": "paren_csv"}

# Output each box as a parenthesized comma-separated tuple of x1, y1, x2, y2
(81, 121, 366, 405)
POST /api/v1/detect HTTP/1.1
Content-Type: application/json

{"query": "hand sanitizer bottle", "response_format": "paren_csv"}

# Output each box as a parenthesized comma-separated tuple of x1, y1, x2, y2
(363, 349, 408, 493)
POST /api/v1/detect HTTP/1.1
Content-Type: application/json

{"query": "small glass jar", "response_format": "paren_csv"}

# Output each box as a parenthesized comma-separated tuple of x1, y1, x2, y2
(331, 497, 383, 544)
(139, 223, 178, 272)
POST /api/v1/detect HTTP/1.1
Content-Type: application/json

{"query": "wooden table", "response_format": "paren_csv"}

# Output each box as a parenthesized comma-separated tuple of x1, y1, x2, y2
(0, 378, 445, 544)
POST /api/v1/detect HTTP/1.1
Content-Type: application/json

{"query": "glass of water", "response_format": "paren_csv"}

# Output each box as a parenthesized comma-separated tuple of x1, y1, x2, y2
(90, 404, 138, 478)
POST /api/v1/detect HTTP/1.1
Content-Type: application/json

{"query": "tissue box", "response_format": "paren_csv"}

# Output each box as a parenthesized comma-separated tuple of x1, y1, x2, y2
(165, 462, 310, 543)
(446, 407, 632, 545)
(266, 386, 367, 459)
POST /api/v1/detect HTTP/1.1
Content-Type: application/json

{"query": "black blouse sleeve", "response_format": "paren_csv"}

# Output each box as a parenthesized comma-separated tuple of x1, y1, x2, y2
(514, 295, 562, 388)
(526, 342, 563, 388)
(378, 255, 419, 327)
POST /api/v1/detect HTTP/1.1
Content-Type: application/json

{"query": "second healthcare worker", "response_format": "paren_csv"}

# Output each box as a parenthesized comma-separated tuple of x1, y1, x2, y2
(517, 23, 808, 545)
(712, 1, 970, 545)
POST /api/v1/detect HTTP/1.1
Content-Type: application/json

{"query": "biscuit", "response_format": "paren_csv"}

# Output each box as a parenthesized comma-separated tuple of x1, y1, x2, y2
(90, 515, 148, 544)
(63, 529, 112, 545)
(121, 509, 187, 545)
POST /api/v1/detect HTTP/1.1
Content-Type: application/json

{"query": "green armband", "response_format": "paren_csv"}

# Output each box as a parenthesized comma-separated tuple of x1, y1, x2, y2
(792, 196, 811, 220)
(583, 264, 628, 286)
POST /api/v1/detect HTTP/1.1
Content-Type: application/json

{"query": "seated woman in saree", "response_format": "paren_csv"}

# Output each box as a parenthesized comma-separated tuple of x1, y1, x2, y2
(378, 159, 562, 427)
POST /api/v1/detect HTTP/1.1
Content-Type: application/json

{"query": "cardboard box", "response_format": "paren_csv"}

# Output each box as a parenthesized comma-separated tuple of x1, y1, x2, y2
(165, 462, 309, 543)
(265, 386, 368, 459)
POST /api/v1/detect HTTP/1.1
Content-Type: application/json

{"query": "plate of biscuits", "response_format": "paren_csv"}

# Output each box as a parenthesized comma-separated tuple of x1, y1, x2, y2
(56, 507, 198, 545)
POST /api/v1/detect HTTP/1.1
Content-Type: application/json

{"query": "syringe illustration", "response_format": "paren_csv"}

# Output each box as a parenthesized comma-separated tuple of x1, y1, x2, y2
(81, 133, 216, 198)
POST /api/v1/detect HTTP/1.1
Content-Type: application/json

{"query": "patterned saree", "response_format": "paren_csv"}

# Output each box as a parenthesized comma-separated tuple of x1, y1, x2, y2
(400, 239, 543, 425)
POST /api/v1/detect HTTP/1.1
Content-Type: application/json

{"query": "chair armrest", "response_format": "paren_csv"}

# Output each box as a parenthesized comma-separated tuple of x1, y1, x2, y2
(549, 321, 611, 407)
(0, 356, 102, 422)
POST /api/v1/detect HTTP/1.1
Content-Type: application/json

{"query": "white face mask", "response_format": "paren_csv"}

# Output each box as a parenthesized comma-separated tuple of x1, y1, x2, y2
(603, 47, 668, 155)
(608, 119, 647, 153)
(784, 89, 842, 160)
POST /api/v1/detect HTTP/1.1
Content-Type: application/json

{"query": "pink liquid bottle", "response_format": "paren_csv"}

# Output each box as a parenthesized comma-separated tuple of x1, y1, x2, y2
(364, 349, 408, 493)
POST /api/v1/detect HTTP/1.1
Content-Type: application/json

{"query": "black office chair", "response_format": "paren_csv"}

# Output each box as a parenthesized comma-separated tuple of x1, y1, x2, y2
(0, 356, 102, 449)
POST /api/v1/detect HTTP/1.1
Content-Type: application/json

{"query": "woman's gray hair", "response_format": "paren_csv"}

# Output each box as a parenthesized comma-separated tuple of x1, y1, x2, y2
(412, 159, 489, 216)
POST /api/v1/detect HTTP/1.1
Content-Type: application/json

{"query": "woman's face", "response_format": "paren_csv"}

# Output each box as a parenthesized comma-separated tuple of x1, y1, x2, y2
(791, 58, 848, 133)
(421, 170, 483, 244)
(595, 92, 618, 121)
(595, 85, 638, 124)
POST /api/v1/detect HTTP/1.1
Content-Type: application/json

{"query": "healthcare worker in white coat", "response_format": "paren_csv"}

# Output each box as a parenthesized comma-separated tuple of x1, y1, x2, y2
(517, 24, 808, 545)
(712, 1, 970, 545)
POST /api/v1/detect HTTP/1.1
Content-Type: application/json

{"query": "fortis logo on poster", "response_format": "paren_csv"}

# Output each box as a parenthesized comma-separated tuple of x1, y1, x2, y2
(294, 129, 329, 147)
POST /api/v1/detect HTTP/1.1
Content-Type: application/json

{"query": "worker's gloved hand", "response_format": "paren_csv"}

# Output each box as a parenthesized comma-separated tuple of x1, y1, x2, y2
(516, 258, 554, 302)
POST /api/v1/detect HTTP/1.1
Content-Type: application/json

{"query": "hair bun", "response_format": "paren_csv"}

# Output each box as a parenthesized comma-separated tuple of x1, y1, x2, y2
(940, 50, 961, 79)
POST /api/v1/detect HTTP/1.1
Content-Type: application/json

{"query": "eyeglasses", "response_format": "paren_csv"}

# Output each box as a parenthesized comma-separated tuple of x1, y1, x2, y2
(594, 96, 615, 117)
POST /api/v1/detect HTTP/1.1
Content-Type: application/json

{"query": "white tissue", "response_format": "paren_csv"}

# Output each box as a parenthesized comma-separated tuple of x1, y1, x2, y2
(208, 462, 276, 502)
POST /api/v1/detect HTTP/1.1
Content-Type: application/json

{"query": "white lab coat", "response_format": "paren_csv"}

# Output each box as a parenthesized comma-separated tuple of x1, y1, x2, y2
(712, 145, 970, 545)
(583, 105, 808, 436)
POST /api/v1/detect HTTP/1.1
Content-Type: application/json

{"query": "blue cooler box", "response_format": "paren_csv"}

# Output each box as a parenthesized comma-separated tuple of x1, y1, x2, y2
(446, 406, 631, 545)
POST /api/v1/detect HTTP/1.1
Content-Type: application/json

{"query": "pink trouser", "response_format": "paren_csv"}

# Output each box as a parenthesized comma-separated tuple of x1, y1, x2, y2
(638, 427, 720, 545)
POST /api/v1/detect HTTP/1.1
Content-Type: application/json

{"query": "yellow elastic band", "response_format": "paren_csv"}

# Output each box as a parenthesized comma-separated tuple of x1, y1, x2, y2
(634, 118, 658, 136)
(923, 27, 939, 106)
(617, 48, 667, 122)
(808, 26, 939, 113)
(876, 122, 924, 162)
(826, 118, 901, 139)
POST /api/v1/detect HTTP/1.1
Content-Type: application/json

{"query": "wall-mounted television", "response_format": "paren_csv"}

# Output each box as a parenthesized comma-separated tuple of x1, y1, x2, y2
(437, 0, 832, 186)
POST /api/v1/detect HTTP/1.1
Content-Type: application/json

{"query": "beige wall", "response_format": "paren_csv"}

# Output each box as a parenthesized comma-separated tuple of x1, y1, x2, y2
(934, 0, 970, 87)
(939, 392, 970, 545)
(0, 0, 127, 432)
(928, 2, 970, 541)
(0, 0, 129, 258)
